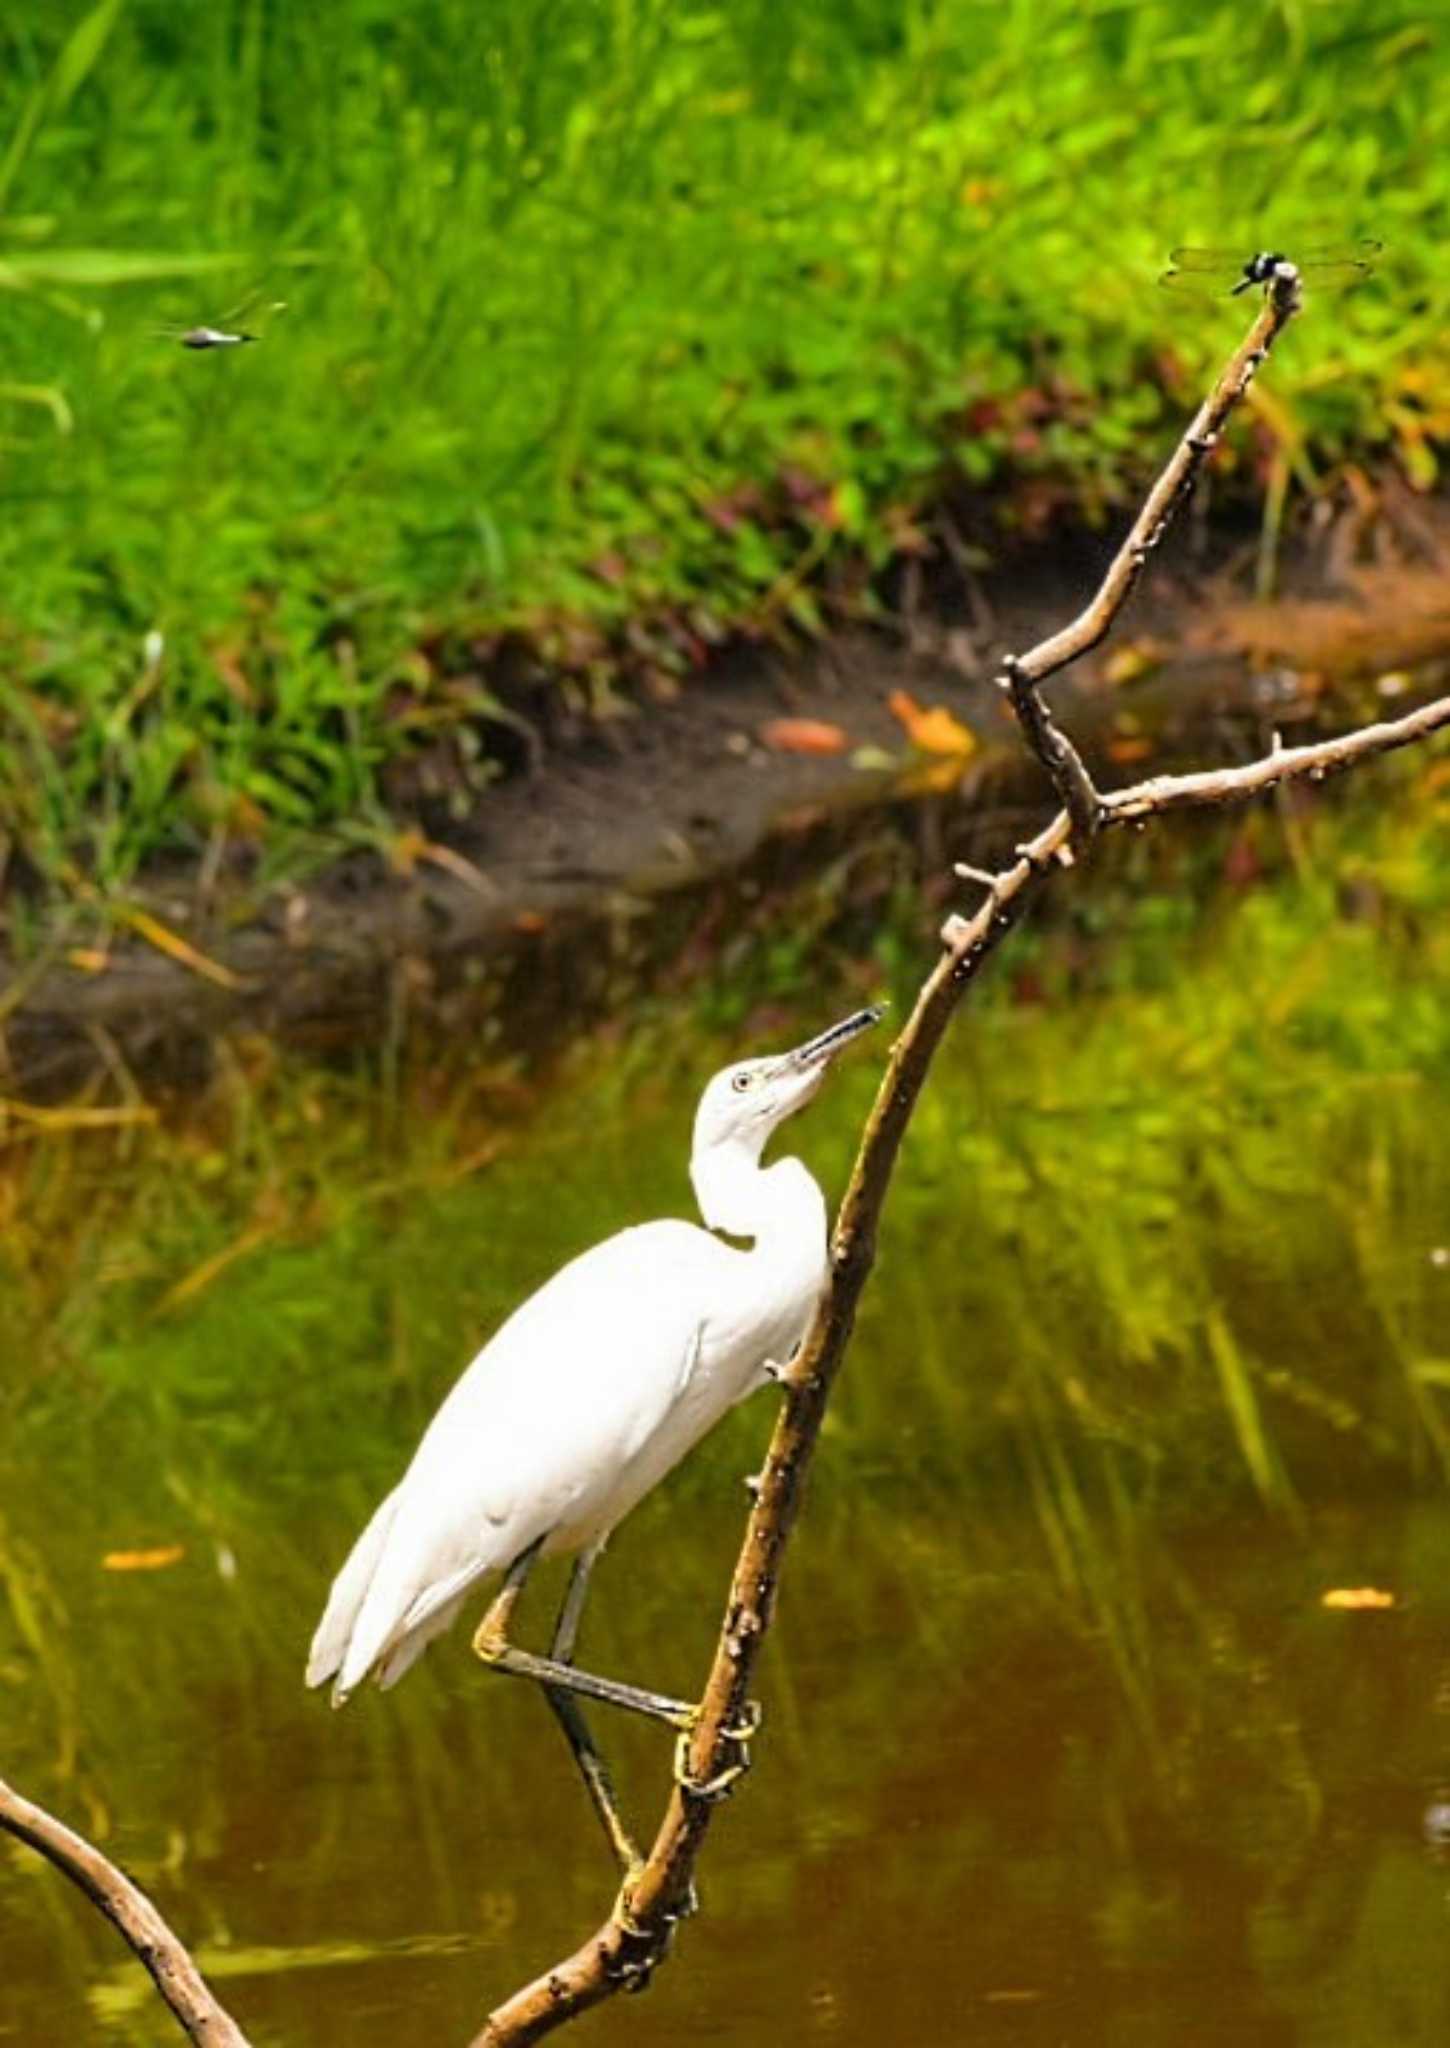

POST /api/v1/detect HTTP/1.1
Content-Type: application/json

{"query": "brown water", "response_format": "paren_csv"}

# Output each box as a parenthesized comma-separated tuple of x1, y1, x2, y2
(5, 1469, 1450, 2045)
(5, 834, 1450, 2045)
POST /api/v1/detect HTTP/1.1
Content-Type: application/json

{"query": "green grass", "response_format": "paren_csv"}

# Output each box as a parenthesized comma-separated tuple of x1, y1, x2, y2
(2, 0, 1448, 886)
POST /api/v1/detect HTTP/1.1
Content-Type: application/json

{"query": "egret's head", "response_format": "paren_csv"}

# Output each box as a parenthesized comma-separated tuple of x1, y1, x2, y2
(691, 1006, 884, 1166)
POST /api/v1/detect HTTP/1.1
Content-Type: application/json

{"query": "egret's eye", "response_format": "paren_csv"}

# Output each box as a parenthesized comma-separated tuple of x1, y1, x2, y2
(731, 1072, 753, 1093)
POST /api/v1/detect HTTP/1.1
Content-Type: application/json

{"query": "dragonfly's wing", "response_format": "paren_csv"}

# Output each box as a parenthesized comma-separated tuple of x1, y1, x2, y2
(1165, 245, 1251, 272)
(1292, 238, 1382, 264)
(213, 289, 268, 327)
(1167, 238, 1380, 267)
(1158, 266, 1237, 296)
(1165, 238, 1380, 274)
(154, 290, 287, 335)
(1295, 260, 1376, 291)
(1161, 237, 1379, 297)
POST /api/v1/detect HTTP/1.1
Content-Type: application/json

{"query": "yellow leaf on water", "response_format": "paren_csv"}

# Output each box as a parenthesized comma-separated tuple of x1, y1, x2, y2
(1321, 1586, 1395, 1610)
(102, 1546, 185, 1573)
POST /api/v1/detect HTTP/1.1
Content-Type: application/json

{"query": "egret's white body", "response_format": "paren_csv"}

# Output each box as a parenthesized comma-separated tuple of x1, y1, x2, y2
(307, 1009, 878, 1705)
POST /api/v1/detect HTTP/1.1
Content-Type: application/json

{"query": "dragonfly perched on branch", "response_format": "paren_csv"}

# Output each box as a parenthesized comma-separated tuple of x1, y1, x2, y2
(156, 291, 288, 349)
(1159, 240, 1381, 298)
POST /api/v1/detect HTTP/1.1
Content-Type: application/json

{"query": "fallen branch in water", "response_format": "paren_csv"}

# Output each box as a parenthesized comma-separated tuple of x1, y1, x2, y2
(0, 1774, 251, 2048)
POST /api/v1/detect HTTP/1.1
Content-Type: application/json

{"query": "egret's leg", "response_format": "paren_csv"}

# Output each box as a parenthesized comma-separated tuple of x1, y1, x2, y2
(549, 1540, 597, 1664)
(541, 1545, 643, 1877)
(471, 1535, 545, 1648)
(471, 1542, 696, 1731)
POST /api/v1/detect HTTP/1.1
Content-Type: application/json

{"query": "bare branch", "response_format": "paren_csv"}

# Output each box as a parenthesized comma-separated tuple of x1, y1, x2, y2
(998, 268, 1301, 841)
(1016, 269, 1301, 691)
(1000, 652, 1103, 843)
(473, 837, 1070, 2048)
(0, 1774, 252, 2048)
(1103, 692, 1450, 822)
(471, 259, 1450, 2046)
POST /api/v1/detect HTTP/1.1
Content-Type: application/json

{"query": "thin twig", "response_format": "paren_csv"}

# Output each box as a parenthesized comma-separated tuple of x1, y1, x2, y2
(1000, 652, 1103, 842)
(0, 1775, 252, 2048)
(1018, 270, 1302, 690)
(1103, 692, 1450, 822)
(998, 268, 1302, 845)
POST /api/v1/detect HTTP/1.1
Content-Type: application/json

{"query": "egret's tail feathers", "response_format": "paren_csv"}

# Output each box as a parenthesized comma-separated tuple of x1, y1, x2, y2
(305, 1484, 403, 1695)
(373, 1589, 471, 1691)
(335, 1558, 485, 1698)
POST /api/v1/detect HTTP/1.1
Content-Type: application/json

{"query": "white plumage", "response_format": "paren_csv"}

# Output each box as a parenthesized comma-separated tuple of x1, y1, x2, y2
(307, 1007, 880, 1706)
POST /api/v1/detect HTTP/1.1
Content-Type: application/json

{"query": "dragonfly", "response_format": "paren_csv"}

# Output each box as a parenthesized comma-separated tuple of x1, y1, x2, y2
(156, 291, 288, 350)
(1159, 240, 1381, 297)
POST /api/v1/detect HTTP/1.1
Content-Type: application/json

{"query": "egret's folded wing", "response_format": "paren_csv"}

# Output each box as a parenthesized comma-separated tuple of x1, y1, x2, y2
(317, 1220, 728, 1701)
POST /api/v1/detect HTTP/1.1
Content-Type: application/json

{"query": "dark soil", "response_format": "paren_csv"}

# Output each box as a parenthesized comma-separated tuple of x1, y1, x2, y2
(5, 503, 1447, 1100)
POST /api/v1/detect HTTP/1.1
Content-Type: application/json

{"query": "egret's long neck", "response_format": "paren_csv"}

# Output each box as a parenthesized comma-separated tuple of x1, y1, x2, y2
(691, 1135, 824, 1250)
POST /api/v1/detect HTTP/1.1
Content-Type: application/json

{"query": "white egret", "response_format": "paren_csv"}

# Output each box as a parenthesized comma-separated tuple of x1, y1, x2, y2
(306, 1005, 881, 1855)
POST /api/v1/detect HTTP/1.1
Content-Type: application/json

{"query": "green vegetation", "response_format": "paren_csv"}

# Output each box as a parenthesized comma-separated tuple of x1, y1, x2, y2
(2, 0, 1446, 886)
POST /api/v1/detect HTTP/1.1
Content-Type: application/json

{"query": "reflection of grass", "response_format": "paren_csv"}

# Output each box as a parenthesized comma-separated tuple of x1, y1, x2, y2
(4, 769, 1449, 1520)
(851, 767, 1450, 1510)
(1, 772, 1447, 1968)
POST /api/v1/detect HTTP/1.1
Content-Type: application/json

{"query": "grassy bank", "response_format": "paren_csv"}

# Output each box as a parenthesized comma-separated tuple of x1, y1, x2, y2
(1, 0, 1447, 890)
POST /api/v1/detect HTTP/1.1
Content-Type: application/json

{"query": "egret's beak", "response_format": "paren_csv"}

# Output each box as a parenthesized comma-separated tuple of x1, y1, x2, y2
(781, 1004, 885, 1074)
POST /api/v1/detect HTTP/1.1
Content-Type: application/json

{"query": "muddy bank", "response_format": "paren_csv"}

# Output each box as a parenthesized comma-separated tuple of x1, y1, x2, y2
(5, 508, 1447, 1099)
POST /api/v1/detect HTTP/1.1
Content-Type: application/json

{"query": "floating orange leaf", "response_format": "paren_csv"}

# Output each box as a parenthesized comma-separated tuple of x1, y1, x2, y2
(758, 717, 849, 756)
(102, 1546, 185, 1573)
(886, 690, 976, 758)
(1321, 1587, 1396, 1610)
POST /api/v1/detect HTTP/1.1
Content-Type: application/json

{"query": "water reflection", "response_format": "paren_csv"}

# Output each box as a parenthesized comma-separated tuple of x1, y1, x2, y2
(4, 1465, 1450, 2045)
(5, 811, 1450, 2042)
